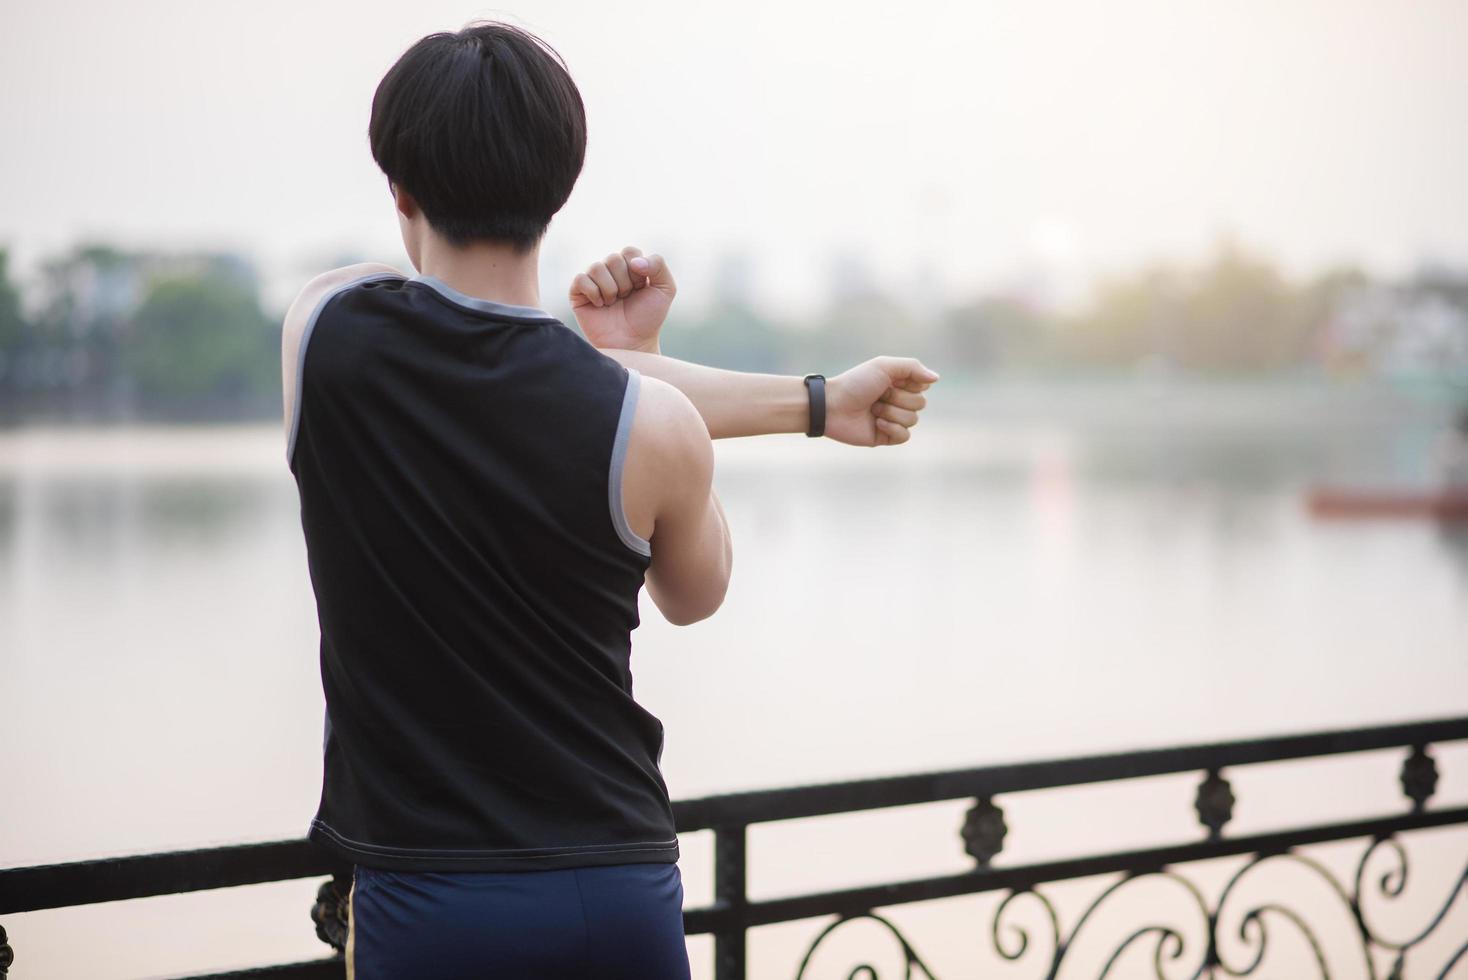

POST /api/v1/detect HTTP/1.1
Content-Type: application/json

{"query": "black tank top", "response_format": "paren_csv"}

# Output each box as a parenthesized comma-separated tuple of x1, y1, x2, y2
(287, 272, 675, 872)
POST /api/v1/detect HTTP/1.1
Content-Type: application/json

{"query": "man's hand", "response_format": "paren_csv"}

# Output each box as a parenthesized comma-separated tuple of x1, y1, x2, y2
(825, 357, 941, 447)
(570, 245, 676, 354)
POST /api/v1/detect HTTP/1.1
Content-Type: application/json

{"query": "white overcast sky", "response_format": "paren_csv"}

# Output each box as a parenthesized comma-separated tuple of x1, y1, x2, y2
(2, 0, 1466, 314)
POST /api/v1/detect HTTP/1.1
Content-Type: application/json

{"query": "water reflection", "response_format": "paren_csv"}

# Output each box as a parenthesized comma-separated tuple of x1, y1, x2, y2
(4, 383, 1467, 979)
(0, 478, 15, 554)
(1436, 524, 1468, 581)
(13, 477, 279, 547)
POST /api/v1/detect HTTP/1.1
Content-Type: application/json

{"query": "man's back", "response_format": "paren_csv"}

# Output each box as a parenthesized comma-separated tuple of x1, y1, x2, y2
(288, 271, 679, 872)
(277, 19, 926, 978)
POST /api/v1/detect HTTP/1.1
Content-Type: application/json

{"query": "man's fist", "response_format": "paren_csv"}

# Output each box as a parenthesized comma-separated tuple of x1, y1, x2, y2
(826, 356, 940, 447)
(570, 245, 676, 354)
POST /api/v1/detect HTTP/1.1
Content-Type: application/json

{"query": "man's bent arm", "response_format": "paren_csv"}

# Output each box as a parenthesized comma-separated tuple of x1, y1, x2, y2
(628, 375, 733, 625)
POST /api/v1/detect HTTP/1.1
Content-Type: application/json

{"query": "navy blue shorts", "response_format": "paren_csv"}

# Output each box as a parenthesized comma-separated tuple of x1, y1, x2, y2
(347, 861, 692, 980)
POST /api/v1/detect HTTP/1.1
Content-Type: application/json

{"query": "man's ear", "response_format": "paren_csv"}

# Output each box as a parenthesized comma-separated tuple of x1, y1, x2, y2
(391, 183, 420, 220)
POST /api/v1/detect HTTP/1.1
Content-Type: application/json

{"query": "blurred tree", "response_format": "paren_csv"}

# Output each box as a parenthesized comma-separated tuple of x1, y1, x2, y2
(1061, 241, 1321, 373)
(798, 292, 930, 375)
(0, 248, 25, 356)
(23, 245, 142, 409)
(35, 244, 137, 342)
(4, 236, 1463, 424)
(664, 299, 785, 374)
(1061, 266, 1185, 368)
(1174, 241, 1311, 371)
(939, 295, 1054, 373)
(123, 272, 276, 404)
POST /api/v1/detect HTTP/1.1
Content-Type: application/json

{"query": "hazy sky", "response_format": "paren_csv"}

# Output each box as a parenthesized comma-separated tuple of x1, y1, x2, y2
(2, 0, 1466, 313)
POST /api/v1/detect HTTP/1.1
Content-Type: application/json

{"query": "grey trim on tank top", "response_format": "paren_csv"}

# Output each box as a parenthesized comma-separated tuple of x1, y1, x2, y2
(408, 274, 559, 321)
(287, 271, 403, 466)
(610, 368, 653, 557)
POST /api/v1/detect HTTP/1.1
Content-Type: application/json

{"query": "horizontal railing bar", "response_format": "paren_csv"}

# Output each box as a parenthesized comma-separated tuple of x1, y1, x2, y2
(0, 839, 348, 916)
(672, 715, 1468, 831)
(4, 716, 1462, 916)
(681, 804, 1468, 933)
(172, 957, 343, 980)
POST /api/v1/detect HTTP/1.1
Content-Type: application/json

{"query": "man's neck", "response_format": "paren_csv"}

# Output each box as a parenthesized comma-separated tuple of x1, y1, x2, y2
(415, 236, 543, 310)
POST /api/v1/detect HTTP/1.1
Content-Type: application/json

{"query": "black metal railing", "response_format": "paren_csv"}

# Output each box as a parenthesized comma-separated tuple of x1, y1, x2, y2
(3, 716, 1465, 979)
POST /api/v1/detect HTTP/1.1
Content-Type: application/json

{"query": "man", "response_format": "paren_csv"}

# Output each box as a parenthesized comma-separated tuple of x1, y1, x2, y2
(281, 20, 938, 980)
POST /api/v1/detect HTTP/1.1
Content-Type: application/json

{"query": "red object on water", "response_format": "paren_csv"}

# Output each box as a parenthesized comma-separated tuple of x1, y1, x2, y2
(1307, 488, 1468, 521)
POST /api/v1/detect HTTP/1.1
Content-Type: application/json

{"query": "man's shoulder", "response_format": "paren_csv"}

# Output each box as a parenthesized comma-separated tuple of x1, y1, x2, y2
(280, 263, 407, 458)
(629, 373, 713, 479)
(636, 375, 708, 441)
(282, 263, 406, 342)
(617, 371, 715, 550)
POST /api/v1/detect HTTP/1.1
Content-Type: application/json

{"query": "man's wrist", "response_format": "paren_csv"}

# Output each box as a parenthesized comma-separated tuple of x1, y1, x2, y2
(598, 336, 660, 355)
(767, 375, 809, 436)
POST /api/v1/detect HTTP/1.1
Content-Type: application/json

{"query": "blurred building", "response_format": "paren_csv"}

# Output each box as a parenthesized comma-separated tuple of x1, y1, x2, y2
(1321, 280, 1468, 378)
(2, 247, 266, 421)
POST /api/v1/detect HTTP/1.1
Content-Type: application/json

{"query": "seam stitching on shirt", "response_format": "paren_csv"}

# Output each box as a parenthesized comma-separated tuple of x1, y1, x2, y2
(405, 276, 562, 323)
(311, 819, 678, 859)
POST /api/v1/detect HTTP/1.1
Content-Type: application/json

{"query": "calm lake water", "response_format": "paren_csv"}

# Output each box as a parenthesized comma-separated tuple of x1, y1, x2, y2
(4, 379, 1467, 978)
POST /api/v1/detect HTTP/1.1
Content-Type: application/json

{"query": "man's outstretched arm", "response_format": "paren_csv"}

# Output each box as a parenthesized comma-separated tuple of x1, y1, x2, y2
(571, 246, 940, 446)
(602, 349, 935, 445)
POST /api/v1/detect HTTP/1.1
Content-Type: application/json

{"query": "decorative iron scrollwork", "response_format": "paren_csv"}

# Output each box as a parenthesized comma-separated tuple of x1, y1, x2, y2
(1400, 745, 1438, 812)
(794, 911, 940, 980)
(1195, 768, 1234, 840)
(991, 887, 1061, 967)
(0, 923, 12, 978)
(960, 797, 1007, 867)
(792, 832, 1468, 979)
(310, 873, 351, 952)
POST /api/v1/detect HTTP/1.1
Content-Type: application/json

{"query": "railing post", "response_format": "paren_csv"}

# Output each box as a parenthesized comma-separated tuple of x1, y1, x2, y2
(0, 923, 12, 978)
(714, 824, 747, 980)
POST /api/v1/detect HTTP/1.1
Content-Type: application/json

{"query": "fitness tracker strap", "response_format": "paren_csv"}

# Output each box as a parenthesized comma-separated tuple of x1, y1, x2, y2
(803, 374, 826, 438)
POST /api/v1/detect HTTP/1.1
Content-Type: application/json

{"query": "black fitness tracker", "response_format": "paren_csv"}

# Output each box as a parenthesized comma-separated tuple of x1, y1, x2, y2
(803, 374, 826, 438)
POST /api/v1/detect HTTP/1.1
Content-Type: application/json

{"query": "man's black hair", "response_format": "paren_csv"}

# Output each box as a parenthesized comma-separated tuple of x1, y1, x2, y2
(369, 22, 586, 252)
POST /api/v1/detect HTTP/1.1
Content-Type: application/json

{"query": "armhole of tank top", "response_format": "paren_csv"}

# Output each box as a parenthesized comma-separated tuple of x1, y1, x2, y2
(609, 367, 653, 558)
(286, 272, 402, 468)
